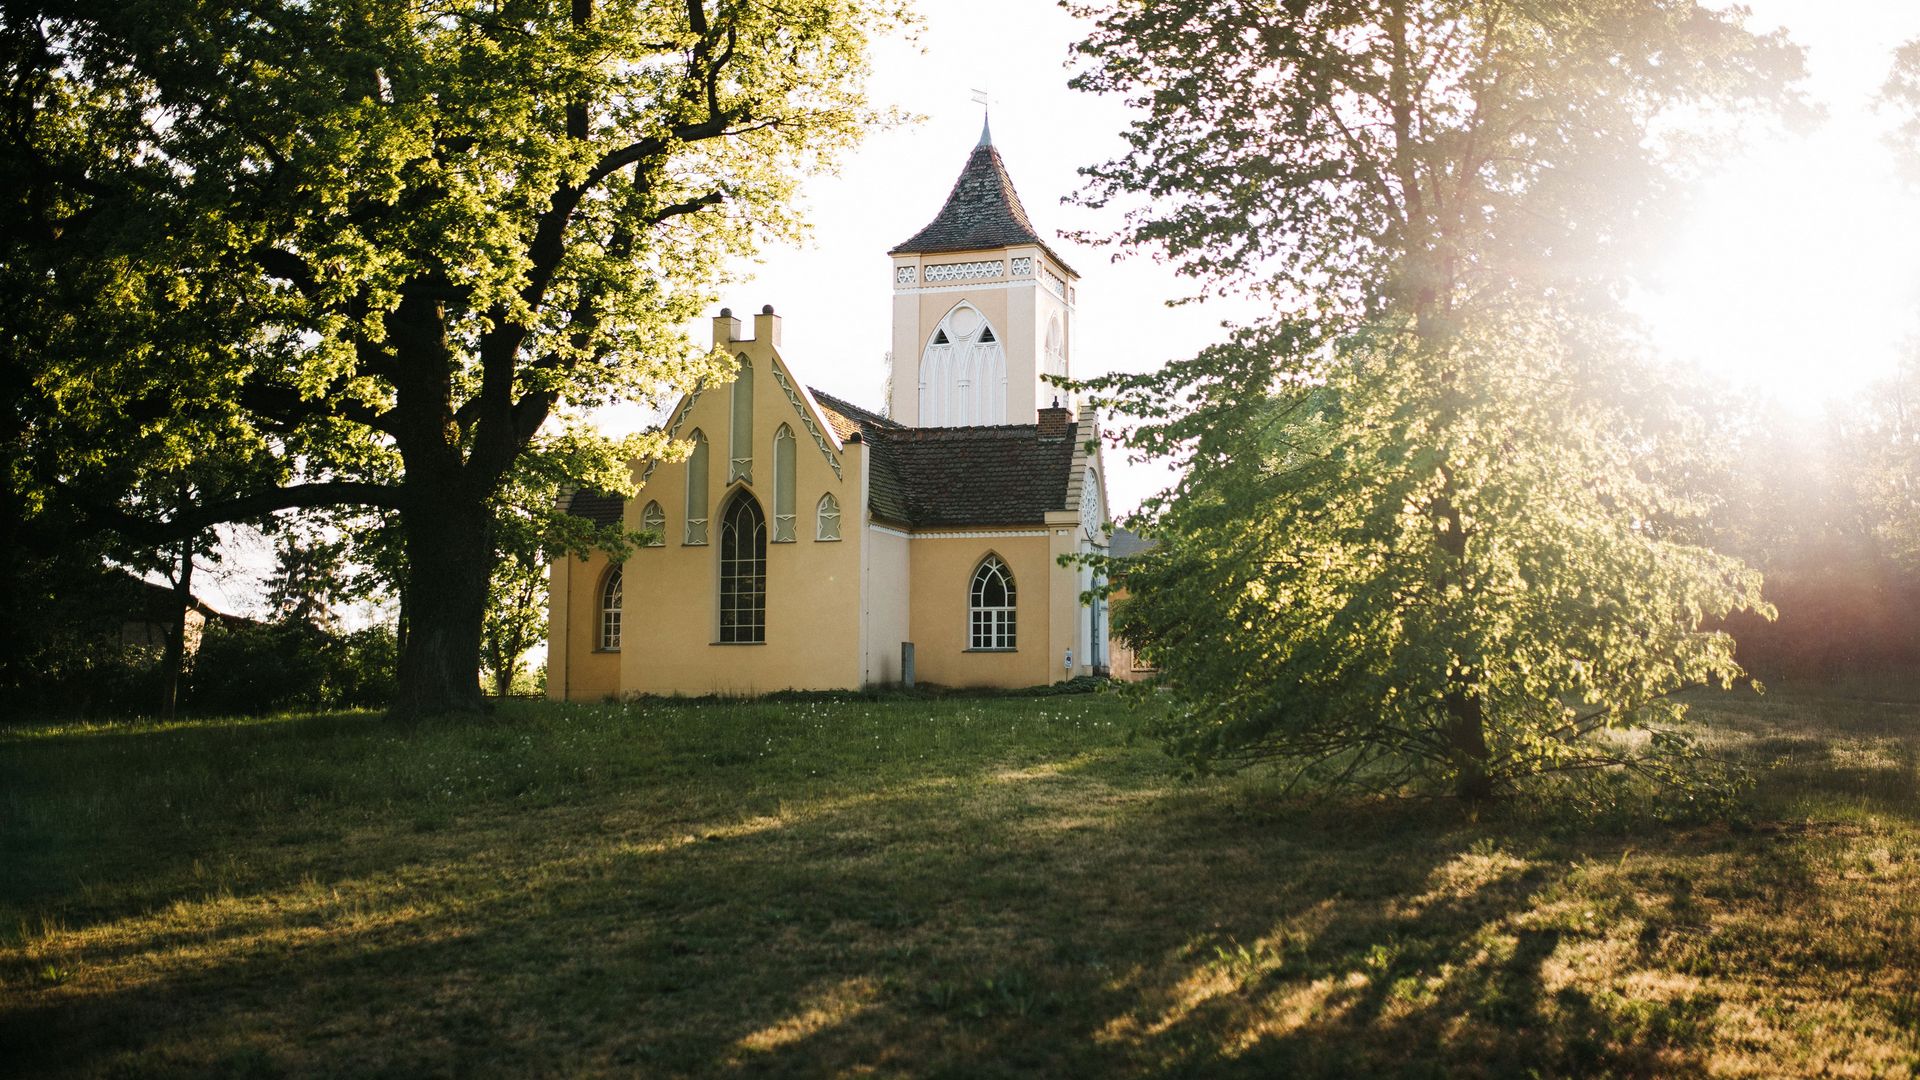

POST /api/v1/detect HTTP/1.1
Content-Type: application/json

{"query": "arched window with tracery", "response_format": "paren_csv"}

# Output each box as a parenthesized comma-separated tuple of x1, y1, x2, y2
(772, 424, 796, 542)
(815, 492, 841, 541)
(968, 555, 1016, 650)
(919, 302, 1007, 426)
(684, 429, 709, 545)
(640, 500, 665, 546)
(1045, 313, 1067, 382)
(718, 490, 766, 643)
(599, 566, 623, 650)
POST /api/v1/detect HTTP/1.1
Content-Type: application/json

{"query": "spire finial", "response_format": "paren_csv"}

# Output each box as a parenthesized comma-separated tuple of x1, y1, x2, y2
(970, 87, 992, 147)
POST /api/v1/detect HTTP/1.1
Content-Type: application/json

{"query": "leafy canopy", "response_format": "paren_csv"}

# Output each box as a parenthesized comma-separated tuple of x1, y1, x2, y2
(7, 0, 907, 711)
(1069, 0, 1798, 798)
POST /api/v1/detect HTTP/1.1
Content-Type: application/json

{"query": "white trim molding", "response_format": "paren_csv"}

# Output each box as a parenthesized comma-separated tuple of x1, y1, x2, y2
(869, 524, 1051, 541)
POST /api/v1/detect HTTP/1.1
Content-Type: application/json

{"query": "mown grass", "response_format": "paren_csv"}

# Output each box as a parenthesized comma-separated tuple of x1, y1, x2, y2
(1, 683, 1917, 1078)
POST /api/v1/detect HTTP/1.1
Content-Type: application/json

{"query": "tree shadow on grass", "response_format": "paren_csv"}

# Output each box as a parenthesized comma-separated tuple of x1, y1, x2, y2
(4, 692, 1916, 1077)
(0, 775, 1740, 1079)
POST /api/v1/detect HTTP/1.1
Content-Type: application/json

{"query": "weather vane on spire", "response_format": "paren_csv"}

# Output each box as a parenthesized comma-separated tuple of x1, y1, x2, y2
(970, 87, 994, 147)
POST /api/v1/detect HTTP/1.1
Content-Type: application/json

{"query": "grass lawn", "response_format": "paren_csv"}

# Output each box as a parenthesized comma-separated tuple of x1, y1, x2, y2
(3, 683, 1918, 1078)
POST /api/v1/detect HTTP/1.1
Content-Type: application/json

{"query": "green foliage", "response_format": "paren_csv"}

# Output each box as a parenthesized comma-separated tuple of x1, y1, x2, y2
(7, 0, 907, 711)
(1110, 319, 1769, 797)
(189, 622, 397, 715)
(1068, 0, 1799, 798)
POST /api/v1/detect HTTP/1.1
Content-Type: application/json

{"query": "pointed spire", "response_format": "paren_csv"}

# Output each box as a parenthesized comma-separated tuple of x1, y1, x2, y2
(977, 110, 992, 148)
(890, 124, 1076, 275)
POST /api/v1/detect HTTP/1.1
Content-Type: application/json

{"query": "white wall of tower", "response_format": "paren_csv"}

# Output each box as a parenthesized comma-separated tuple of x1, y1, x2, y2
(887, 246, 1076, 426)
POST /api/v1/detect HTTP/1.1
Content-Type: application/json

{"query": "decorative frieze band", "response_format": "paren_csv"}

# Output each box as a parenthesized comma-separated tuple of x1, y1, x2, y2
(894, 266, 917, 285)
(1042, 267, 1068, 300)
(924, 260, 1004, 283)
(770, 366, 844, 480)
(640, 386, 706, 484)
(1010, 256, 1033, 277)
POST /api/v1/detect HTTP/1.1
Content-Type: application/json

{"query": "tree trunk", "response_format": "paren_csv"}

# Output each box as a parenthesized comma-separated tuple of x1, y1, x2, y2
(1444, 690, 1494, 801)
(390, 485, 495, 718)
(161, 535, 193, 721)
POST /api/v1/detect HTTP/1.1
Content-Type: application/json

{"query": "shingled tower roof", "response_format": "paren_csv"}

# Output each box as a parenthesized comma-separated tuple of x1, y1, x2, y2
(890, 119, 1076, 275)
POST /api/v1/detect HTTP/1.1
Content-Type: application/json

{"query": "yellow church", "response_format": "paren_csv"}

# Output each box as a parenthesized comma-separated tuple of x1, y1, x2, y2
(547, 123, 1112, 699)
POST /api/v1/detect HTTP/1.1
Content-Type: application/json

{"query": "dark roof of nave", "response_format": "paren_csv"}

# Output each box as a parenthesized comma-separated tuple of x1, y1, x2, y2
(565, 490, 625, 528)
(889, 135, 1076, 275)
(810, 389, 1077, 528)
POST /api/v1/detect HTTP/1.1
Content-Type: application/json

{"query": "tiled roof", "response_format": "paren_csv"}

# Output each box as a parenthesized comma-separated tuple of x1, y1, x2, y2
(809, 388, 903, 441)
(890, 131, 1076, 275)
(1110, 526, 1158, 558)
(809, 389, 1076, 528)
(565, 490, 625, 528)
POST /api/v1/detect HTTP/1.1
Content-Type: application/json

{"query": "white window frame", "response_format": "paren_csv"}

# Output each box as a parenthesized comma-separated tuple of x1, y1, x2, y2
(599, 566, 623, 651)
(729, 354, 754, 485)
(968, 555, 1017, 651)
(772, 424, 796, 543)
(684, 429, 709, 545)
(640, 500, 665, 546)
(815, 492, 841, 541)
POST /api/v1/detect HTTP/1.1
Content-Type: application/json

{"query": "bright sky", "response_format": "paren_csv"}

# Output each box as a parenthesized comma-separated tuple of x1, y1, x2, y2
(1635, 0, 1920, 411)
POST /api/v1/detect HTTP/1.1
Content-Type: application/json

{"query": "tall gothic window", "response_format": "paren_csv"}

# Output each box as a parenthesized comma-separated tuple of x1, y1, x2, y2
(729, 353, 754, 484)
(718, 490, 767, 643)
(919, 302, 1007, 426)
(640, 500, 665, 546)
(815, 492, 841, 541)
(1045, 313, 1067, 381)
(772, 424, 796, 542)
(684, 430, 709, 545)
(599, 566, 623, 650)
(968, 555, 1016, 650)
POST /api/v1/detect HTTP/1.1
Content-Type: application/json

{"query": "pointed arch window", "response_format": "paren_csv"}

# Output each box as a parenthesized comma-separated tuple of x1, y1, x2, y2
(599, 566, 623, 651)
(684, 430, 709, 545)
(730, 353, 754, 484)
(968, 555, 1016, 650)
(816, 492, 841, 541)
(919, 302, 1007, 427)
(772, 424, 796, 542)
(718, 490, 766, 643)
(640, 500, 666, 546)
(1045, 314, 1067, 381)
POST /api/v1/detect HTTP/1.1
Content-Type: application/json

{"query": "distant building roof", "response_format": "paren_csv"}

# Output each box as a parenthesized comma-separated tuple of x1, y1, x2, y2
(110, 570, 249, 626)
(564, 490, 625, 528)
(889, 124, 1076, 275)
(1109, 526, 1158, 558)
(811, 389, 1078, 528)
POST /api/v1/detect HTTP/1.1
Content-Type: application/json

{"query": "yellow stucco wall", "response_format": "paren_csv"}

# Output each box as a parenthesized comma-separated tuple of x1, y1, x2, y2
(547, 551, 622, 701)
(906, 531, 1060, 689)
(610, 311, 867, 696)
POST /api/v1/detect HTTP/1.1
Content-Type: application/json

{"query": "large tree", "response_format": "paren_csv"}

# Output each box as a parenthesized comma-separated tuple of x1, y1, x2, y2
(1069, 0, 1800, 799)
(6, 0, 902, 715)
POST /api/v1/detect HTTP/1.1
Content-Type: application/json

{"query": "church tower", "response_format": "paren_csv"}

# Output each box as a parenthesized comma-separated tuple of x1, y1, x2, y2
(888, 118, 1079, 427)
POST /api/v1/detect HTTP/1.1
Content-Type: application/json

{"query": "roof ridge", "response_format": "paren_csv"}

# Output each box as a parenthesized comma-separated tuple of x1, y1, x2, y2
(892, 423, 1042, 437)
(807, 387, 902, 429)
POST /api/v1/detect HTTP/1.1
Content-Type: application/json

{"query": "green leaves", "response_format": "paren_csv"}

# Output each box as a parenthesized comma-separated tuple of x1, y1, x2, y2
(1068, 0, 1794, 799)
(10, 1, 908, 709)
